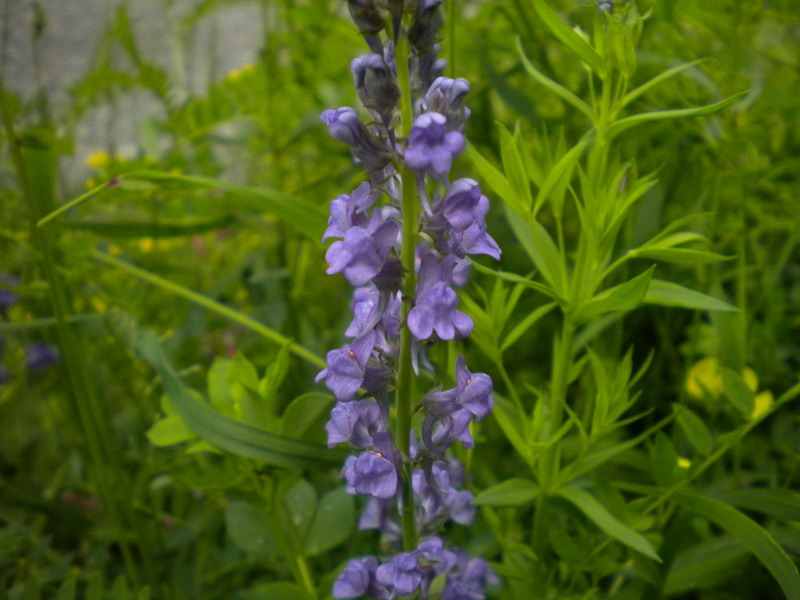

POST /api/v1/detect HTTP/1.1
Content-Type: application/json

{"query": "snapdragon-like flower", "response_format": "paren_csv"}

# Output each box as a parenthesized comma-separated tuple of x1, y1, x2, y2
(321, 107, 393, 173)
(25, 342, 59, 372)
(424, 77, 471, 131)
(325, 217, 400, 286)
(404, 112, 465, 175)
(343, 432, 400, 500)
(352, 53, 399, 123)
(316, 333, 375, 402)
(326, 399, 386, 448)
(408, 253, 473, 340)
(333, 556, 390, 599)
(323, 182, 379, 242)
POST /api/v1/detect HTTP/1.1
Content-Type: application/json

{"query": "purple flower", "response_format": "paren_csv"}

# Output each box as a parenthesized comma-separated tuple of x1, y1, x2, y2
(325, 217, 400, 286)
(0, 274, 19, 317)
(454, 355, 494, 421)
(443, 179, 486, 232)
(404, 112, 465, 175)
(421, 407, 474, 455)
(326, 399, 386, 448)
(25, 342, 59, 372)
(321, 107, 393, 172)
(333, 556, 390, 599)
(376, 552, 423, 595)
(359, 497, 402, 540)
(343, 432, 400, 500)
(316, 333, 375, 402)
(347, 0, 385, 53)
(425, 77, 471, 131)
(407, 253, 473, 341)
(352, 54, 399, 121)
(451, 220, 502, 261)
(323, 182, 378, 242)
(442, 551, 499, 600)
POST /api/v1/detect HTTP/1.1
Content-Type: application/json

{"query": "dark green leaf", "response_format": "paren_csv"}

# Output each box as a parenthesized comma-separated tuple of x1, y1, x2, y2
(572, 266, 654, 323)
(473, 478, 540, 507)
(645, 280, 737, 312)
(225, 501, 280, 557)
(305, 487, 355, 556)
(531, 0, 607, 77)
(673, 404, 713, 456)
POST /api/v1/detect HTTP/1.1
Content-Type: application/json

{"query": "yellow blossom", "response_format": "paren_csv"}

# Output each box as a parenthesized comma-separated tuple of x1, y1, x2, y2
(751, 390, 774, 420)
(226, 63, 256, 82)
(677, 457, 692, 469)
(85, 150, 111, 170)
(686, 357, 758, 400)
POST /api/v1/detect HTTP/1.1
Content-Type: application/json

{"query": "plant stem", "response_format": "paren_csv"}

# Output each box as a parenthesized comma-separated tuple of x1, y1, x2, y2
(394, 31, 420, 552)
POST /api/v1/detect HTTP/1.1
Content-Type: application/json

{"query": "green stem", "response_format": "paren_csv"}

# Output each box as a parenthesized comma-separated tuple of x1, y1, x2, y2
(394, 31, 419, 552)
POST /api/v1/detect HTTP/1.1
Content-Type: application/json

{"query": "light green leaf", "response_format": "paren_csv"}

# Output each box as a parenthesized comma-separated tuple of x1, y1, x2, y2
(280, 392, 333, 442)
(237, 582, 308, 600)
(622, 59, 706, 107)
(533, 134, 590, 218)
(673, 404, 713, 456)
(629, 247, 732, 265)
(136, 329, 343, 469)
(669, 490, 800, 600)
(714, 489, 800, 523)
(469, 259, 561, 303)
(558, 485, 660, 561)
(719, 366, 755, 416)
(492, 394, 533, 469)
(572, 266, 654, 323)
(499, 122, 533, 213)
(465, 144, 517, 213)
(505, 207, 565, 294)
(305, 487, 355, 556)
(473, 478, 540, 507)
(225, 501, 280, 557)
(146, 414, 194, 447)
(516, 37, 592, 118)
(644, 280, 737, 312)
(531, 0, 607, 77)
(608, 92, 747, 138)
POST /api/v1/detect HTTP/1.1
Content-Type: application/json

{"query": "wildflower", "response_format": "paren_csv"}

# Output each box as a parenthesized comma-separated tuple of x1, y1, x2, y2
(407, 253, 473, 340)
(326, 399, 386, 448)
(25, 342, 59, 372)
(424, 77, 471, 131)
(342, 432, 400, 500)
(316, 334, 375, 402)
(321, 108, 393, 173)
(352, 54, 399, 122)
(85, 150, 111, 170)
(376, 551, 423, 595)
(333, 556, 389, 599)
(442, 550, 499, 600)
(404, 112, 465, 175)
(442, 178, 486, 232)
(325, 218, 400, 286)
(323, 182, 379, 242)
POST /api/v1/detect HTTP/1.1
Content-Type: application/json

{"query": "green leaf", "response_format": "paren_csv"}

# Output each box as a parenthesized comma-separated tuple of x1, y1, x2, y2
(498, 122, 533, 213)
(714, 489, 800, 523)
(663, 536, 747, 595)
(629, 247, 732, 265)
(651, 432, 681, 487)
(135, 329, 343, 469)
(532, 134, 590, 218)
(719, 366, 755, 416)
(146, 414, 195, 447)
(469, 260, 560, 303)
(572, 266, 654, 323)
(280, 393, 333, 442)
(225, 500, 280, 557)
(644, 279, 737, 312)
(492, 394, 534, 469)
(55, 575, 77, 600)
(237, 582, 307, 600)
(69, 215, 237, 238)
(531, 0, 607, 77)
(286, 478, 317, 538)
(622, 59, 706, 107)
(516, 37, 592, 118)
(505, 208, 565, 294)
(501, 302, 557, 352)
(465, 144, 517, 212)
(305, 487, 355, 556)
(673, 404, 713, 456)
(608, 91, 747, 138)
(557, 486, 661, 561)
(473, 478, 540, 507)
(669, 490, 800, 600)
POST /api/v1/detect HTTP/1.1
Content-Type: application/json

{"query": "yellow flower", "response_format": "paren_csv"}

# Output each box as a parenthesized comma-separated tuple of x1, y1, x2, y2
(752, 390, 774, 420)
(85, 150, 111, 170)
(677, 457, 692, 469)
(686, 357, 757, 400)
(226, 63, 256, 82)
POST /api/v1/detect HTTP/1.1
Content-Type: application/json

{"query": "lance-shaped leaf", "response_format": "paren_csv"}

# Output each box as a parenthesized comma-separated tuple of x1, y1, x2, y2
(532, 0, 607, 77)
(608, 92, 747, 139)
(136, 329, 344, 469)
(557, 485, 661, 561)
(474, 478, 540, 507)
(572, 266, 655, 324)
(645, 280, 737, 312)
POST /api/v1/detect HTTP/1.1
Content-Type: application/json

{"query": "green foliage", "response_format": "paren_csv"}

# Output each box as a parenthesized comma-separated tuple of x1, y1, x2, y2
(1, 0, 799, 598)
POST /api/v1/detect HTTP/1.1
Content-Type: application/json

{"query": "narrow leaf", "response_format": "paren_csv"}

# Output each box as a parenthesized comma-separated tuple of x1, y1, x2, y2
(557, 485, 661, 561)
(673, 404, 713, 456)
(572, 266, 654, 323)
(499, 122, 533, 213)
(516, 37, 592, 118)
(465, 144, 517, 212)
(669, 490, 800, 600)
(533, 134, 590, 217)
(608, 92, 747, 138)
(622, 60, 706, 107)
(630, 247, 732, 265)
(474, 478, 540, 507)
(645, 279, 737, 312)
(532, 0, 607, 77)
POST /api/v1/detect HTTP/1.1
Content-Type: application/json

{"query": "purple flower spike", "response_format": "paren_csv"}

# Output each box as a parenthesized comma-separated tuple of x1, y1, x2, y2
(376, 552, 423, 595)
(443, 551, 499, 600)
(316, 333, 375, 402)
(408, 253, 473, 341)
(405, 112, 465, 175)
(333, 556, 385, 599)
(352, 53, 399, 120)
(443, 179, 486, 232)
(0, 274, 19, 313)
(455, 355, 494, 421)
